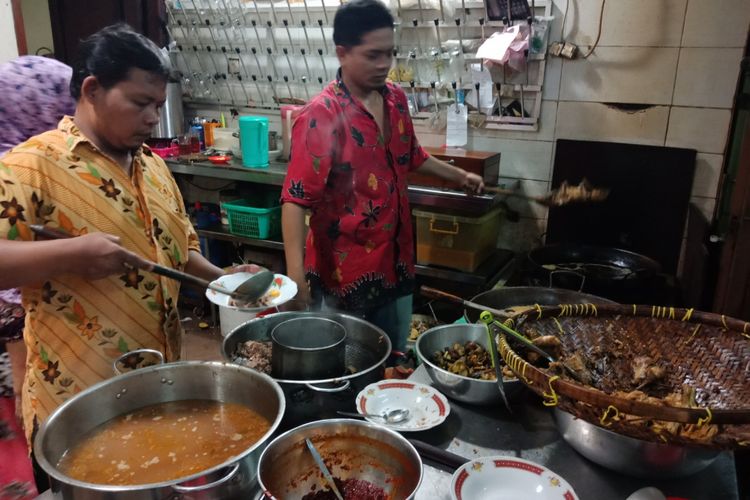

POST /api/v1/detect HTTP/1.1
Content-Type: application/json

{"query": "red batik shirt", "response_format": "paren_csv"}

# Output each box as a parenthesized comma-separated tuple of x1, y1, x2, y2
(281, 72, 429, 311)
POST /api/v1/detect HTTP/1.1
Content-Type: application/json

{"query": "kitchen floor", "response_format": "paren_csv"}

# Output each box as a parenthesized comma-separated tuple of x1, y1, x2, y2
(181, 316, 224, 362)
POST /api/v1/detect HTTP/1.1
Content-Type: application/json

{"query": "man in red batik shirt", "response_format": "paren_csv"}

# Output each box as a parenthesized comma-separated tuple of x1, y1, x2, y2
(281, 0, 484, 351)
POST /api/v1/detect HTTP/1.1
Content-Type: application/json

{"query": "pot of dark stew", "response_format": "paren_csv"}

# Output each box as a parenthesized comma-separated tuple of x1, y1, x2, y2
(34, 355, 285, 499)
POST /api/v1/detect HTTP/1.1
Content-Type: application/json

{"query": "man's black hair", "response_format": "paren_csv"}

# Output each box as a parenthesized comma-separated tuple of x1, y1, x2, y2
(70, 23, 170, 99)
(333, 0, 394, 47)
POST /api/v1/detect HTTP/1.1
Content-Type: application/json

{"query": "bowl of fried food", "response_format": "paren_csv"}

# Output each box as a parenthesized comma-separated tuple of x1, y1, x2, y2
(415, 324, 522, 405)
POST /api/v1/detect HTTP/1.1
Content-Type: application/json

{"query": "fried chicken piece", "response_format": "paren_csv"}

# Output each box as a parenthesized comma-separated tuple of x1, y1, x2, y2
(632, 355, 667, 388)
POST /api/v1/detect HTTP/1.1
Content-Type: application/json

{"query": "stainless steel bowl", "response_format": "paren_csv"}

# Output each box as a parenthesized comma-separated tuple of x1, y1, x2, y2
(415, 323, 521, 405)
(554, 409, 720, 478)
(258, 419, 423, 499)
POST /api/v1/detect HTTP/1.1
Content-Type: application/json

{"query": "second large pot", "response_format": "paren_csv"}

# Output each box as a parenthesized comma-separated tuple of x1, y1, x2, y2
(222, 312, 391, 428)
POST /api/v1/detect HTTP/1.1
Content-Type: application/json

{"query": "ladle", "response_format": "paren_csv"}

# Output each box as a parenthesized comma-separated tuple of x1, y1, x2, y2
(29, 225, 274, 302)
(305, 438, 344, 500)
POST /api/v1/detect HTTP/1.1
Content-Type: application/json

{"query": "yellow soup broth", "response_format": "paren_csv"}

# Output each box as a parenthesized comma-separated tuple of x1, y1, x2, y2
(57, 400, 271, 485)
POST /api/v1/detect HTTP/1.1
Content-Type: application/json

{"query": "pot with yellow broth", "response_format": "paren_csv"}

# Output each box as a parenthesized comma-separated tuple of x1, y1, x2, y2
(34, 360, 285, 500)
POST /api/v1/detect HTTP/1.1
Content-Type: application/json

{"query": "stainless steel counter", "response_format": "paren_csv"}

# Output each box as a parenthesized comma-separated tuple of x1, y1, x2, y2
(408, 365, 739, 500)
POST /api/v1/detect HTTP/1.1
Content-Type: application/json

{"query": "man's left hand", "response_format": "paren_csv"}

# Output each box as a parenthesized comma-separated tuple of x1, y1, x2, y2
(462, 172, 485, 194)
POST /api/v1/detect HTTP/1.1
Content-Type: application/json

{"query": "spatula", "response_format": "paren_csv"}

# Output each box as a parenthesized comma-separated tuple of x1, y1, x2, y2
(29, 224, 274, 302)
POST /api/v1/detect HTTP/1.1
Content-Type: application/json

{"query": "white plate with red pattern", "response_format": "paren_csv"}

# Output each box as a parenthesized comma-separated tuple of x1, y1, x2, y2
(205, 272, 297, 312)
(355, 381, 450, 432)
(450, 456, 579, 500)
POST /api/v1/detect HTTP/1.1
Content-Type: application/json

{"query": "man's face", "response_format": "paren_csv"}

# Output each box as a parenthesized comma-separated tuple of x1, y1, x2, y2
(337, 27, 394, 90)
(91, 68, 167, 151)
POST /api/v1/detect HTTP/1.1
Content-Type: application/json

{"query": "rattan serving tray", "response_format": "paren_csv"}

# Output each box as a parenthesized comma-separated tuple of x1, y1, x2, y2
(496, 303, 750, 449)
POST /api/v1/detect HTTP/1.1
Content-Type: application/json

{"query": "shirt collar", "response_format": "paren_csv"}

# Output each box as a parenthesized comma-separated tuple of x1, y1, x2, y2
(335, 68, 390, 98)
(58, 115, 148, 158)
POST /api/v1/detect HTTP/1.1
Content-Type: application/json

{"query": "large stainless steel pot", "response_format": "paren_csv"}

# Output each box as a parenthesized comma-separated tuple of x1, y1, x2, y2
(554, 409, 720, 478)
(222, 312, 391, 428)
(258, 419, 423, 499)
(34, 361, 285, 499)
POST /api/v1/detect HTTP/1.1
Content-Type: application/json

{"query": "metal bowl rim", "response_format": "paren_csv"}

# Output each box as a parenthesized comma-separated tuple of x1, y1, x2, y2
(33, 360, 286, 492)
(415, 323, 516, 384)
(270, 317, 347, 351)
(257, 417, 424, 497)
(222, 312, 392, 385)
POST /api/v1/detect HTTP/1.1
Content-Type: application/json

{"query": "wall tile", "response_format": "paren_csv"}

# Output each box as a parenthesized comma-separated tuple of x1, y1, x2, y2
(691, 154, 723, 198)
(564, 0, 687, 48)
(673, 48, 744, 108)
(555, 101, 670, 146)
(690, 196, 717, 222)
(497, 217, 547, 252)
(497, 177, 550, 218)
(543, 57, 563, 101)
(682, 0, 750, 47)
(467, 139, 553, 181)
(666, 107, 732, 154)
(560, 47, 679, 105)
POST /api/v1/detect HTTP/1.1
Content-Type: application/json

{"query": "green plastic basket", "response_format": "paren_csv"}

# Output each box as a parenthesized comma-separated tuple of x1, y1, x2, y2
(224, 195, 281, 239)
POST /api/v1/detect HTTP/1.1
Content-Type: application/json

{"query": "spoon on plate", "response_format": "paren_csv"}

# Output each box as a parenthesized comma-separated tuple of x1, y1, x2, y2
(29, 224, 274, 302)
(336, 409, 411, 424)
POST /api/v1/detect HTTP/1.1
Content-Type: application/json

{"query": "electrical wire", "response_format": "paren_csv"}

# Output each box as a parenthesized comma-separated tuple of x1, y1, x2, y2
(581, 0, 606, 58)
(559, 0, 570, 43)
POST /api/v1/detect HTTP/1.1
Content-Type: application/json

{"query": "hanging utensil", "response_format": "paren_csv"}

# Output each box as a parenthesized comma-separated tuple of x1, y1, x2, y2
(317, 19, 327, 53)
(437, 0, 445, 23)
(29, 225, 274, 302)
(412, 19, 422, 55)
(455, 18, 464, 53)
(433, 18, 442, 52)
(250, 47, 264, 76)
(285, 0, 295, 24)
(267, 75, 280, 104)
(282, 48, 296, 78)
(282, 19, 295, 48)
(302, 0, 312, 25)
(305, 439, 344, 500)
(283, 75, 294, 99)
(416, 0, 425, 22)
(250, 20, 264, 49)
(267, 47, 280, 77)
(301, 48, 312, 78)
(251, 74, 265, 105)
(301, 75, 311, 101)
(318, 48, 329, 79)
(300, 20, 312, 51)
(266, 21, 279, 52)
(409, 80, 418, 113)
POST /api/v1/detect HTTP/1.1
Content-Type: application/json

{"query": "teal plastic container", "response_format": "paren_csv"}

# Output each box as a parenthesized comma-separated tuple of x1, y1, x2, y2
(239, 115, 269, 168)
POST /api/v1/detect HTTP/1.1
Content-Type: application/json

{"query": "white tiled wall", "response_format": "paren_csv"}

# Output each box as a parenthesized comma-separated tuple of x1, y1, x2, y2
(411, 0, 747, 252)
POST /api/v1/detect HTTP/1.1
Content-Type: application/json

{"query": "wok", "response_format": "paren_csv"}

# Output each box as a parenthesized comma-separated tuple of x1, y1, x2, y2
(464, 286, 617, 323)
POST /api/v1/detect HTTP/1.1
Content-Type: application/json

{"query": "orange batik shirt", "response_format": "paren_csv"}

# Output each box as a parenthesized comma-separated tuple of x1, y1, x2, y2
(0, 116, 200, 444)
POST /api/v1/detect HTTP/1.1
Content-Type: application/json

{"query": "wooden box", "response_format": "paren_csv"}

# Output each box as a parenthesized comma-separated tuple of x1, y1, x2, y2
(408, 147, 501, 189)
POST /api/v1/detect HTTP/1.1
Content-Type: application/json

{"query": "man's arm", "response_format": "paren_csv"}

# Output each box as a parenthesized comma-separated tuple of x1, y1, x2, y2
(281, 202, 310, 305)
(0, 233, 151, 289)
(415, 155, 485, 193)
